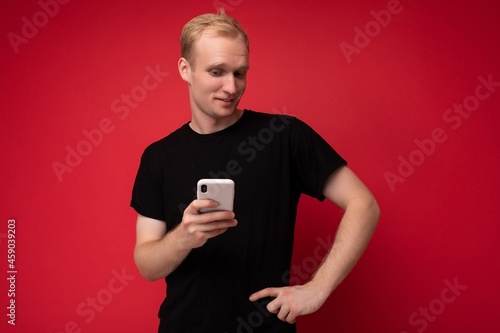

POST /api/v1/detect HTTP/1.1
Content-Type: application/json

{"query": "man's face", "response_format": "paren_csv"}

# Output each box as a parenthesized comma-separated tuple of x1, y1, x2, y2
(181, 32, 249, 120)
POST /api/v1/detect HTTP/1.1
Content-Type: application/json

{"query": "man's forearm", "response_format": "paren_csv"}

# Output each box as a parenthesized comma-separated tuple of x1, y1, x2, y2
(134, 228, 191, 281)
(309, 194, 380, 298)
(134, 201, 238, 281)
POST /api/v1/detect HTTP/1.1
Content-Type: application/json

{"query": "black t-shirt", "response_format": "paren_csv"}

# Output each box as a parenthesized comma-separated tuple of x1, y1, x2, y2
(131, 110, 347, 332)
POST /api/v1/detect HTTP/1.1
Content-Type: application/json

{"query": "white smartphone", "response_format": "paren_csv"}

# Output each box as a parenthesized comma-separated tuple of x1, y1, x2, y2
(196, 179, 235, 213)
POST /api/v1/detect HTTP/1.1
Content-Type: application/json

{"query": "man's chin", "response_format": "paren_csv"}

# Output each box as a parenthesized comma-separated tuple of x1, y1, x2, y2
(214, 106, 240, 118)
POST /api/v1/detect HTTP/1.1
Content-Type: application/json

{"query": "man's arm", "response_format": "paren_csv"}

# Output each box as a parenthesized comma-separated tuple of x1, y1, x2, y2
(134, 199, 238, 281)
(249, 166, 380, 323)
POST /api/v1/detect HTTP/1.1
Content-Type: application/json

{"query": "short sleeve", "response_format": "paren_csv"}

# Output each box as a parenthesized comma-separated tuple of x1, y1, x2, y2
(130, 148, 166, 221)
(289, 118, 347, 201)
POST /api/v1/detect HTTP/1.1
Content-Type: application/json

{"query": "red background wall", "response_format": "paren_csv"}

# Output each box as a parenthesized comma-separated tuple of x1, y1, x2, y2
(1, 0, 499, 332)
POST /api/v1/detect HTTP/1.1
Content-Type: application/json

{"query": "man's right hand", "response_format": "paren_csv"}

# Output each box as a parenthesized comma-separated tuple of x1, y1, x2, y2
(174, 199, 238, 249)
(134, 199, 237, 281)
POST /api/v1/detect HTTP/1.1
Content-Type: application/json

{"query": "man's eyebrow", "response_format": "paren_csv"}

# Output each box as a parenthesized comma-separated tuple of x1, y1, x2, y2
(207, 63, 250, 70)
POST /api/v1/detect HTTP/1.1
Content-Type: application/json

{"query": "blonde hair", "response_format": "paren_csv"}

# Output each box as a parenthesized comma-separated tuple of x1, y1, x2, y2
(180, 9, 249, 66)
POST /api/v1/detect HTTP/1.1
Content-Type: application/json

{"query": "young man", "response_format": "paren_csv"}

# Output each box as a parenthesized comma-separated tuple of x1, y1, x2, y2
(131, 10, 380, 333)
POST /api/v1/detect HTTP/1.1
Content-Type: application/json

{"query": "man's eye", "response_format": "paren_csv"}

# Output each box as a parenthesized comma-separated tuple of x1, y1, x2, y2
(210, 69, 223, 77)
(234, 71, 246, 78)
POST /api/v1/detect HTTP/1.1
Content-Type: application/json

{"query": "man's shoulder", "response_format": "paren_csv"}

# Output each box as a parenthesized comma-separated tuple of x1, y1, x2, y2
(143, 122, 190, 154)
(243, 109, 297, 127)
(245, 109, 294, 120)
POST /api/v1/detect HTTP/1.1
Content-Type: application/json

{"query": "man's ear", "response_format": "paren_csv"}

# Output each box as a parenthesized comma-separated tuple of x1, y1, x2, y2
(178, 57, 192, 84)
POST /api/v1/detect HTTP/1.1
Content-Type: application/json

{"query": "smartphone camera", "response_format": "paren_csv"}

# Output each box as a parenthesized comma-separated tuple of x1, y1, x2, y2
(201, 184, 208, 193)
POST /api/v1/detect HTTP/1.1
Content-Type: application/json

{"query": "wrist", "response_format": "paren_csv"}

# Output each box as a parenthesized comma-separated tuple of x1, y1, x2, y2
(306, 277, 333, 301)
(308, 273, 337, 300)
(166, 225, 194, 252)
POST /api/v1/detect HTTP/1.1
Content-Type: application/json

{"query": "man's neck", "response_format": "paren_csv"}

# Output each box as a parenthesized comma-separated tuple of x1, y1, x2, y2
(189, 109, 244, 134)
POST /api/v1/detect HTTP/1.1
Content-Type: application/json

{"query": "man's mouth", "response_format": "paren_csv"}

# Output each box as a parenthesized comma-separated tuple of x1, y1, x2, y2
(216, 97, 236, 103)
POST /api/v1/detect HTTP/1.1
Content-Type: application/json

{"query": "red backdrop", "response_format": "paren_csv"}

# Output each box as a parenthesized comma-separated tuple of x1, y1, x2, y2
(1, 0, 499, 332)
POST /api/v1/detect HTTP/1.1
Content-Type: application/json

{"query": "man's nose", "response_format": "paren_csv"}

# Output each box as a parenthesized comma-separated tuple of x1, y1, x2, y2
(222, 74, 237, 94)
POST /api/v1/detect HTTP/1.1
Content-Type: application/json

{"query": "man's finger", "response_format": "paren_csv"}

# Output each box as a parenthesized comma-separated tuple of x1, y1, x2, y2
(277, 306, 290, 321)
(189, 199, 218, 212)
(249, 287, 278, 302)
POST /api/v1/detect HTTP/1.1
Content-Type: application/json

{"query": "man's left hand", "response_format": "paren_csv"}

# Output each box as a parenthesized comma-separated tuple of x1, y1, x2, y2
(249, 282, 328, 323)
